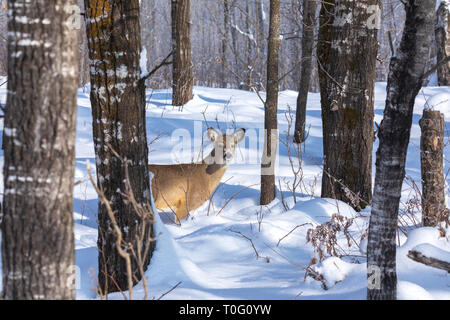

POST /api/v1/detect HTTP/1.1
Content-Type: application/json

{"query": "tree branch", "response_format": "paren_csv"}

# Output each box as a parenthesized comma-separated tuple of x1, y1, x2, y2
(140, 51, 174, 83)
(422, 56, 450, 80)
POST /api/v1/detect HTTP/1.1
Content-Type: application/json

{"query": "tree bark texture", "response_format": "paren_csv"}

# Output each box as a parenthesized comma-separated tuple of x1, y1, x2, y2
(221, 0, 231, 88)
(435, 1, 450, 86)
(419, 110, 446, 227)
(84, 0, 154, 295)
(2, 0, 78, 299)
(317, 0, 379, 209)
(367, 0, 436, 300)
(294, 0, 318, 143)
(260, 0, 280, 206)
(172, 0, 193, 106)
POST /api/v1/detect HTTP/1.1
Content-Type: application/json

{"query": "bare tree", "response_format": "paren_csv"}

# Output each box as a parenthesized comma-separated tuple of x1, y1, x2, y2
(293, 0, 318, 143)
(260, 0, 280, 205)
(172, 0, 194, 106)
(367, 0, 436, 300)
(221, 0, 232, 87)
(435, 1, 450, 86)
(84, 0, 155, 295)
(317, 0, 379, 210)
(1, 0, 78, 299)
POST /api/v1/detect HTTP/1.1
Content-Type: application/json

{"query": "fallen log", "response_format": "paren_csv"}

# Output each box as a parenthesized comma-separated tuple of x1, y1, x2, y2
(407, 243, 450, 273)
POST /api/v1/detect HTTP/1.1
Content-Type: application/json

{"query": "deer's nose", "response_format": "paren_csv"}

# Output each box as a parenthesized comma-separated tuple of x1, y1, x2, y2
(224, 152, 233, 161)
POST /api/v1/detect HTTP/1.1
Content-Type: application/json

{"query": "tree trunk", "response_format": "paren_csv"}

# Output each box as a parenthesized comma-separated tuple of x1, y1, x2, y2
(221, 0, 231, 88)
(260, 0, 280, 206)
(419, 109, 446, 227)
(367, 0, 436, 300)
(435, 1, 450, 86)
(294, 0, 318, 143)
(1, 0, 78, 299)
(317, 0, 379, 210)
(84, 0, 154, 295)
(244, 0, 253, 90)
(230, 0, 239, 83)
(172, 0, 193, 106)
(255, 0, 266, 88)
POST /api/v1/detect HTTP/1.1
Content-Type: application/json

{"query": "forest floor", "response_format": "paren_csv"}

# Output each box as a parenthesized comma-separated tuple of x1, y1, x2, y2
(0, 79, 449, 299)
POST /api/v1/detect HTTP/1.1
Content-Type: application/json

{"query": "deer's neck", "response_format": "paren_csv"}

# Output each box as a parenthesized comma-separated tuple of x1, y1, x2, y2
(203, 152, 227, 176)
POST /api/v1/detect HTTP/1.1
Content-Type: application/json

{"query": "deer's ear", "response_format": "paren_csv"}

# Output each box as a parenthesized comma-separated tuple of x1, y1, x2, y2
(233, 128, 246, 143)
(207, 127, 221, 142)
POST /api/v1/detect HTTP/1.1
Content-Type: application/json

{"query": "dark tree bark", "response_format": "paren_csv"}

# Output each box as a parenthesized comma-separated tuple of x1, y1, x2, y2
(367, 0, 436, 300)
(260, 0, 280, 206)
(294, 0, 318, 143)
(172, 0, 193, 106)
(419, 110, 446, 227)
(84, 0, 154, 295)
(221, 0, 231, 88)
(1, 0, 78, 299)
(317, 0, 379, 209)
(230, 1, 239, 80)
(435, 1, 450, 86)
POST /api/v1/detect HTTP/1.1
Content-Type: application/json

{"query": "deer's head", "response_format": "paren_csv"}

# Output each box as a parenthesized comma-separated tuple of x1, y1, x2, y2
(205, 127, 246, 173)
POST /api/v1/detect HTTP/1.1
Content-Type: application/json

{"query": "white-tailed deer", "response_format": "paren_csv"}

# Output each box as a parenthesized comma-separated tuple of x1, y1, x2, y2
(149, 128, 246, 221)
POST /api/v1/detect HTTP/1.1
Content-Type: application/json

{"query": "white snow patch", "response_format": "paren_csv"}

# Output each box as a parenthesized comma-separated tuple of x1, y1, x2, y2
(424, 92, 450, 120)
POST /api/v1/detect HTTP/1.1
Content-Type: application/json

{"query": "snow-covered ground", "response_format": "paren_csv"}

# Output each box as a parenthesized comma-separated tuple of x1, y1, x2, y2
(0, 79, 449, 300)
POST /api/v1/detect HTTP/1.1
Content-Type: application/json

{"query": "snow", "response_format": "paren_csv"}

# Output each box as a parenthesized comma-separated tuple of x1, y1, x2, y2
(0, 78, 449, 299)
(140, 46, 148, 78)
(424, 92, 450, 120)
(397, 281, 434, 300)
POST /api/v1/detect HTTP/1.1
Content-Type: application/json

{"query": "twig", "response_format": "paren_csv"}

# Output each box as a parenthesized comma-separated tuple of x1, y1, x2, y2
(207, 176, 233, 216)
(87, 161, 134, 300)
(216, 183, 259, 216)
(155, 281, 182, 300)
(277, 223, 313, 247)
(228, 228, 269, 262)
(141, 51, 174, 82)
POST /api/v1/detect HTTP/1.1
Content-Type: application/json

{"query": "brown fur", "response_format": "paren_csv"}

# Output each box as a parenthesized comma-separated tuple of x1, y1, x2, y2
(148, 128, 245, 221)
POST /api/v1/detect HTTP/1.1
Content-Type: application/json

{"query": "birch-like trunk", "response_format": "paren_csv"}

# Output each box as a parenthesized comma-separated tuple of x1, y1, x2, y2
(260, 0, 280, 206)
(84, 0, 154, 295)
(317, 0, 379, 209)
(367, 0, 436, 300)
(2, 0, 78, 299)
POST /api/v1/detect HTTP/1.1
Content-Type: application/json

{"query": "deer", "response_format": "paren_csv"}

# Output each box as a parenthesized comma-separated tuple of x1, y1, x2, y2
(148, 127, 246, 222)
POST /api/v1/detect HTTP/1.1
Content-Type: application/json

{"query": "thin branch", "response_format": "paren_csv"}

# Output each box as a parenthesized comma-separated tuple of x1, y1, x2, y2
(141, 51, 174, 82)
(87, 161, 134, 300)
(277, 223, 313, 247)
(155, 281, 182, 300)
(228, 228, 269, 262)
(422, 56, 450, 80)
(216, 183, 259, 216)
